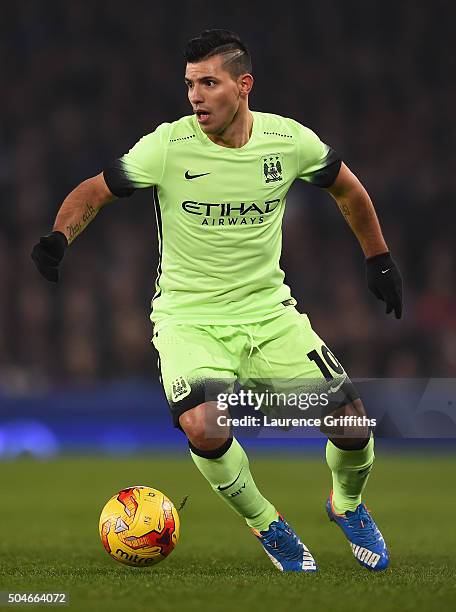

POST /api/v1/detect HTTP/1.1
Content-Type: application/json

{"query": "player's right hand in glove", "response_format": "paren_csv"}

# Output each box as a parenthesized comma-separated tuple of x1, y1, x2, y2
(31, 231, 68, 283)
(366, 251, 403, 319)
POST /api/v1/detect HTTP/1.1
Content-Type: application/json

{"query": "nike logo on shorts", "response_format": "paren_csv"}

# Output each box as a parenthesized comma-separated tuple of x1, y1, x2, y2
(328, 376, 347, 394)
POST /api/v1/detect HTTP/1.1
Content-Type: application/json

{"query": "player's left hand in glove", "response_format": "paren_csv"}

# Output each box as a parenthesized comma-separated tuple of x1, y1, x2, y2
(366, 251, 403, 319)
(31, 231, 68, 282)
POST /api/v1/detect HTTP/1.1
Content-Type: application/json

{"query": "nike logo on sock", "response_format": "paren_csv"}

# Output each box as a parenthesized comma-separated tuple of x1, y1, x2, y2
(217, 469, 242, 491)
(185, 170, 211, 180)
(358, 466, 373, 474)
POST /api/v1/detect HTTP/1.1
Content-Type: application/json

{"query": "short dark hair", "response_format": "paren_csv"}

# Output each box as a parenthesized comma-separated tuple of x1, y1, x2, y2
(184, 29, 252, 78)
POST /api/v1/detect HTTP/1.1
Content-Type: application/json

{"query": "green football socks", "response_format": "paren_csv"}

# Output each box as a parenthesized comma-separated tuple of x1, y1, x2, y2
(190, 438, 277, 532)
(326, 436, 375, 513)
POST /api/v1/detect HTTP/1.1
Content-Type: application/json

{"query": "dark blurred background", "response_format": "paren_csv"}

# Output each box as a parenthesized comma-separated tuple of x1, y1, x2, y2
(1, 0, 455, 396)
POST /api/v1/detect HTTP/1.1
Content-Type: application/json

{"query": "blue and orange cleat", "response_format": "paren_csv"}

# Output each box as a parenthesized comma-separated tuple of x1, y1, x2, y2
(326, 491, 389, 571)
(252, 514, 317, 572)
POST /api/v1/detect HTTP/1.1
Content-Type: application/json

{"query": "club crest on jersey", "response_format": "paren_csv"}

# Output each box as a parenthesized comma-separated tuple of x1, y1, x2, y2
(262, 153, 283, 184)
(171, 376, 191, 403)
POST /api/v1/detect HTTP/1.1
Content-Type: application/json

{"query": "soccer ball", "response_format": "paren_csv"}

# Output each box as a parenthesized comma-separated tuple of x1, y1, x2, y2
(99, 485, 180, 567)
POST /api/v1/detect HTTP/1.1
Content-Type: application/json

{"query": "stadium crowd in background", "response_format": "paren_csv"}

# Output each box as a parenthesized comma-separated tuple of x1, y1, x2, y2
(1, 1, 454, 390)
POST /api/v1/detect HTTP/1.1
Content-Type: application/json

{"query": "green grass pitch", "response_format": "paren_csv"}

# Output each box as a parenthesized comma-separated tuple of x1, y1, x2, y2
(1, 452, 455, 611)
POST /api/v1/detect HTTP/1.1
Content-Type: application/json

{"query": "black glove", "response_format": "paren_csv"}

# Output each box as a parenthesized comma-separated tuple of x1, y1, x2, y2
(366, 252, 403, 319)
(31, 231, 68, 282)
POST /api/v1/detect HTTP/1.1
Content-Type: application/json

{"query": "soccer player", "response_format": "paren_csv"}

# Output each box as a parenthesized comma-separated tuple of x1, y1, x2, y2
(32, 30, 402, 572)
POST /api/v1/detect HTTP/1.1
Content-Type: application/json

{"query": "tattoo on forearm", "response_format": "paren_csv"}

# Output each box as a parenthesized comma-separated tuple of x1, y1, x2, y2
(339, 203, 350, 218)
(67, 202, 97, 241)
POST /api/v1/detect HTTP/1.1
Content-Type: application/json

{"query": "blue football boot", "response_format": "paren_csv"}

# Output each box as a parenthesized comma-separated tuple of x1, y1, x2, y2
(252, 514, 317, 572)
(326, 491, 389, 571)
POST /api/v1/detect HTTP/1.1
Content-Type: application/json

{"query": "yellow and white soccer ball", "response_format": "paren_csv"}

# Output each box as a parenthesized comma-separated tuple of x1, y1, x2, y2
(99, 485, 180, 567)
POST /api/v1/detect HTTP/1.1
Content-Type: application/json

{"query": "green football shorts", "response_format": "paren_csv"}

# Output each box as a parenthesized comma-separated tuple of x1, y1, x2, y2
(151, 307, 359, 428)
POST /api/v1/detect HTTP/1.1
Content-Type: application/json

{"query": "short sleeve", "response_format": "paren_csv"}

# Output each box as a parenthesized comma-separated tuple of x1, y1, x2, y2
(103, 122, 170, 197)
(295, 123, 341, 188)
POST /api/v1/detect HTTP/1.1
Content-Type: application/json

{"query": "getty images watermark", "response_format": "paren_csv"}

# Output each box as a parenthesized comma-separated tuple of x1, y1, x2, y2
(215, 388, 376, 430)
(202, 378, 456, 438)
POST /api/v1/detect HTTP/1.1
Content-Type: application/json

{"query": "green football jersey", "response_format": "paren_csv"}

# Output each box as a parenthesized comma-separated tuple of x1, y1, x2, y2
(103, 112, 340, 328)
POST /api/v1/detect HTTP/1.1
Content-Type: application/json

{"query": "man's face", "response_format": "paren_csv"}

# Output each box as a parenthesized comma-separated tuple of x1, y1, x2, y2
(185, 55, 243, 135)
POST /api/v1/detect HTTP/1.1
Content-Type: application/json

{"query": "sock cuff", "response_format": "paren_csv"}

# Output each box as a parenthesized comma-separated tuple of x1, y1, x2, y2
(330, 434, 371, 451)
(188, 437, 233, 459)
(326, 436, 375, 471)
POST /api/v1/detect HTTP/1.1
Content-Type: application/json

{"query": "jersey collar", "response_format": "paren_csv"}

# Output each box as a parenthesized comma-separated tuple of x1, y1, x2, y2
(192, 111, 258, 151)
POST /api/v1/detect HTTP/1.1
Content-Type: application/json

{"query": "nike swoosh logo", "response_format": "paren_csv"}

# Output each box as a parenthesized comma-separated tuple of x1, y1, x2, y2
(358, 466, 372, 474)
(381, 269, 390, 274)
(328, 376, 347, 394)
(217, 469, 242, 491)
(185, 170, 211, 180)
